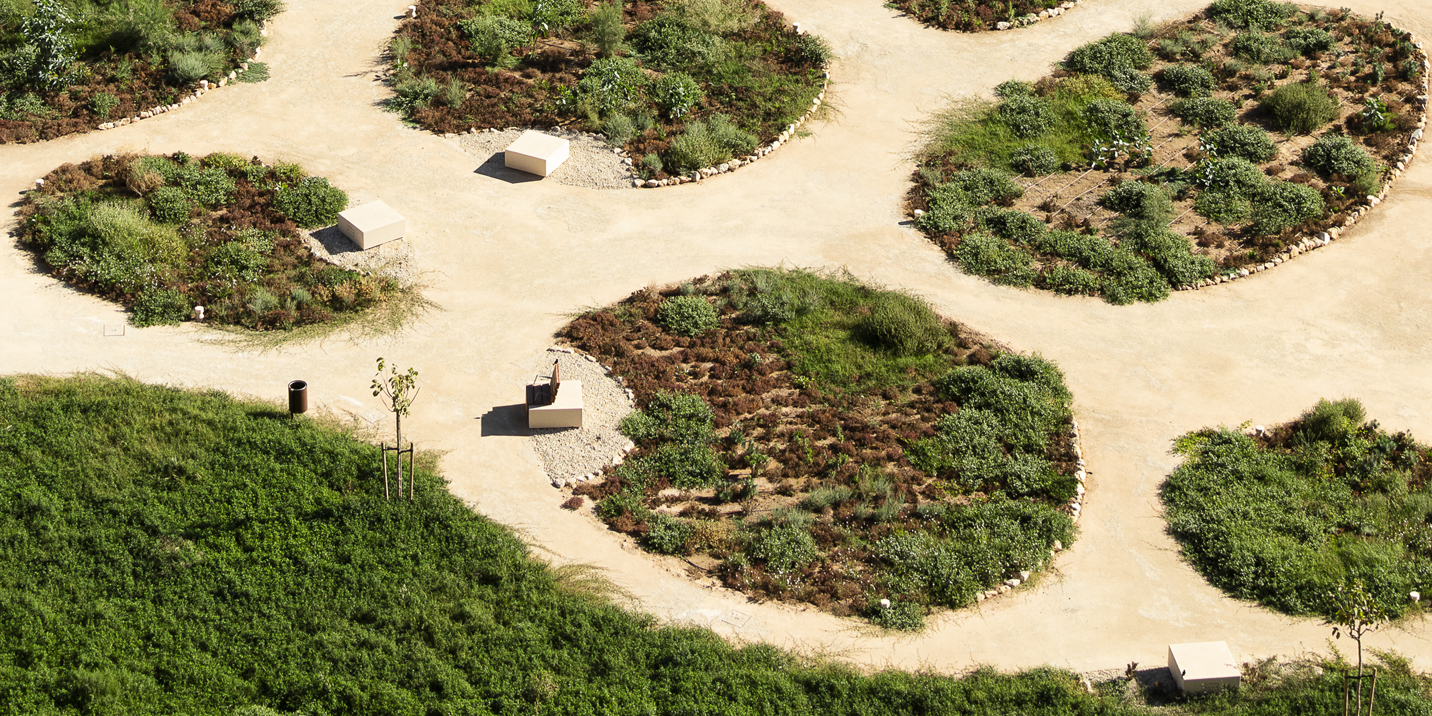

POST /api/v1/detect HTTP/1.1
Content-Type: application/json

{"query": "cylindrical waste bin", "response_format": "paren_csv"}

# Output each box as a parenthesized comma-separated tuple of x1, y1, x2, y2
(288, 380, 308, 415)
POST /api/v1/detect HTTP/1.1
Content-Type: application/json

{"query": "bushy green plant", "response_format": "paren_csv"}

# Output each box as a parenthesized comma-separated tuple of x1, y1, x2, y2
(1284, 26, 1335, 55)
(650, 71, 702, 119)
(147, 186, 193, 224)
(993, 79, 1034, 98)
(789, 34, 832, 67)
(588, 0, 625, 57)
(644, 514, 693, 555)
(1170, 96, 1236, 128)
(1159, 65, 1215, 97)
(1302, 134, 1376, 179)
(953, 233, 1034, 287)
(976, 208, 1047, 245)
(1098, 250, 1170, 305)
(856, 292, 947, 357)
(994, 94, 1053, 138)
(602, 113, 635, 144)
(230, 0, 285, 21)
(1100, 181, 1167, 217)
(1064, 34, 1152, 94)
(1208, 0, 1295, 30)
(1231, 32, 1290, 64)
(167, 50, 211, 84)
(460, 15, 532, 66)
(1203, 124, 1277, 162)
(131, 287, 190, 326)
(529, 0, 583, 35)
(1081, 99, 1144, 139)
(1042, 264, 1101, 295)
(273, 176, 347, 228)
(575, 57, 645, 117)
(1260, 81, 1336, 134)
(935, 167, 1023, 207)
(665, 114, 755, 173)
(1121, 225, 1215, 286)
(749, 523, 816, 574)
(867, 598, 924, 631)
(87, 91, 118, 119)
(1204, 157, 1267, 195)
(391, 75, 441, 117)
(1194, 189, 1251, 224)
(1010, 144, 1059, 176)
(630, 16, 722, 72)
(178, 166, 236, 207)
(1250, 180, 1325, 234)
(19, 0, 76, 91)
(206, 232, 273, 283)
(658, 295, 719, 336)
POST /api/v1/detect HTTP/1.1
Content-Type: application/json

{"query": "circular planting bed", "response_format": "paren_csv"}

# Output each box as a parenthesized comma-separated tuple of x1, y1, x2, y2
(385, 0, 829, 183)
(909, 0, 1428, 304)
(0, 0, 277, 143)
(893, 0, 1081, 33)
(1163, 399, 1432, 620)
(555, 269, 1082, 629)
(16, 152, 410, 330)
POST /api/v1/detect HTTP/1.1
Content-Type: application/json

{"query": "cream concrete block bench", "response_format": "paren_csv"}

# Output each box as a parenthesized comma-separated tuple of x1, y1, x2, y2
(505, 130, 569, 177)
(1169, 641, 1241, 695)
(526, 360, 583, 429)
(337, 200, 405, 250)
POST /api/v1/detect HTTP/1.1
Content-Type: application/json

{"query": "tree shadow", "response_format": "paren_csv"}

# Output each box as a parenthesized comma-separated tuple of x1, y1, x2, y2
(474, 152, 543, 184)
(480, 404, 531, 437)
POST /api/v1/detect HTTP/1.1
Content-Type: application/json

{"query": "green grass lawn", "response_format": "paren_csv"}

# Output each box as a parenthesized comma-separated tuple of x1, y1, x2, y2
(5, 375, 1432, 715)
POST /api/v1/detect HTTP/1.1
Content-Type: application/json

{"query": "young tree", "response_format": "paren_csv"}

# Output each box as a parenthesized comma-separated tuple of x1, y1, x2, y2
(371, 357, 420, 498)
(1327, 578, 1388, 716)
(22, 0, 77, 91)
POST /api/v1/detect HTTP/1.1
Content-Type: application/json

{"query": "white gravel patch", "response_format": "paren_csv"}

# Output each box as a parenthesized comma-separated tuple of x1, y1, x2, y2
(301, 227, 419, 286)
(457, 127, 636, 191)
(528, 347, 636, 487)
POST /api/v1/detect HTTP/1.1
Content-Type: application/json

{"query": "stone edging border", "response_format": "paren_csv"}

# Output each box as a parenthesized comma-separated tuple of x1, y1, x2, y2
(1178, 39, 1430, 292)
(973, 417, 1085, 603)
(95, 21, 271, 131)
(993, 0, 1082, 31)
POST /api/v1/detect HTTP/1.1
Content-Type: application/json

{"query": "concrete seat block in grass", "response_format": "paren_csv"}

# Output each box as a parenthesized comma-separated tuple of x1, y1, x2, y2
(505, 131, 569, 177)
(337, 200, 406, 250)
(1169, 641, 1241, 695)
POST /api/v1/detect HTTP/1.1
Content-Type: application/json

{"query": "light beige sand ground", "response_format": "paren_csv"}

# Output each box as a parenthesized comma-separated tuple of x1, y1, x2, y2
(3, 0, 1431, 676)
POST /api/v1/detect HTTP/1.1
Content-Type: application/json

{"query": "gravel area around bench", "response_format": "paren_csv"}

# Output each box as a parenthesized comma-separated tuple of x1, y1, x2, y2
(302, 226, 419, 287)
(457, 128, 636, 191)
(529, 348, 636, 487)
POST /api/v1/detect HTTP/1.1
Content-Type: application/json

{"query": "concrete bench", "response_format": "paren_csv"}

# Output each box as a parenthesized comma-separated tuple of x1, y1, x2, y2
(1169, 641, 1241, 695)
(505, 130, 569, 177)
(526, 360, 583, 429)
(337, 200, 405, 250)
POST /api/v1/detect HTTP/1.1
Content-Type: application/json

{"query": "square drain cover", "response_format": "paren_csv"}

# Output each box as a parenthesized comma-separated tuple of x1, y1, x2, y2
(103, 325, 125, 336)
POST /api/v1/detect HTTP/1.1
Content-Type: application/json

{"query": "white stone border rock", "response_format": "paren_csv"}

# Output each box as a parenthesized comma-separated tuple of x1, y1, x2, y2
(1177, 40, 1430, 292)
(973, 418, 1084, 603)
(993, 0, 1082, 31)
(96, 21, 270, 131)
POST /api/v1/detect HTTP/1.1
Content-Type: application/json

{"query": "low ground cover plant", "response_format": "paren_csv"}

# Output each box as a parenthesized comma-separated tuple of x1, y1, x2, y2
(15, 152, 404, 330)
(562, 269, 1078, 628)
(889, 0, 1063, 32)
(7, 376, 1432, 713)
(1162, 398, 1432, 619)
(0, 0, 275, 143)
(911, 0, 1425, 302)
(384, 0, 826, 179)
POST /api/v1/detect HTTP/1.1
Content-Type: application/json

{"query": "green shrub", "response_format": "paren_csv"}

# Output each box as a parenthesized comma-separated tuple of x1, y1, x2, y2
(167, 50, 211, 84)
(1231, 32, 1290, 64)
(1203, 124, 1277, 162)
(1284, 26, 1335, 55)
(230, 0, 285, 21)
(789, 34, 832, 67)
(856, 292, 947, 357)
(1159, 65, 1215, 97)
(658, 295, 719, 336)
(1299, 397, 1366, 443)
(665, 114, 755, 173)
(1260, 81, 1336, 134)
(391, 75, 441, 117)
(749, 523, 816, 574)
(147, 186, 193, 224)
(644, 514, 693, 555)
(589, 0, 625, 57)
(602, 113, 635, 144)
(1081, 99, 1144, 139)
(1302, 134, 1376, 179)
(1208, 0, 1294, 30)
(1121, 225, 1215, 286)
(88, 91, 118, 119)
(1250, 180, 1324, 234)
(953, 233, 1034, 287)
(1010, 144, 1059, 176)
(1204, 157, 1267, 196)
(1170, 96, 1236, 128)
(867, 598, 924, 631)
(460, 15, 532, 66)
(1064, 33, 1153, 77)
(1104, 68, 1153, 96)
(1100, 181, 1167, 217)
(273, 176, 347, 228)
(178, 166, 235, 207)
(131, 287, 190, 326)
(630, 16, 722, 72)
(529, 0, 583, 35)
(994, 94, 1053, 138)
(650, 71, 702, 119)
(1042, 264, 1101, 295)
(1194, 189, 1252, 223)
(575, 57, 645, 117)
(976, 209, 1047, 245)
(938, 167, 1023, 206)
(993, 79, 1034, 98)
(1098, 250, 1169, 305)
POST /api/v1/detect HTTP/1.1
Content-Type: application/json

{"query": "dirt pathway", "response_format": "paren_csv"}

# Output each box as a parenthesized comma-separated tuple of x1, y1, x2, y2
(3, 0, 1432, 675)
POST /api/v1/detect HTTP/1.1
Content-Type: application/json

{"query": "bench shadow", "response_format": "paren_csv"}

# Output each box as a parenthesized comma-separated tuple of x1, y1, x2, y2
(474, 152, 543, 184)
(481, 404, 531, 437)
(308, 226, 363, 255)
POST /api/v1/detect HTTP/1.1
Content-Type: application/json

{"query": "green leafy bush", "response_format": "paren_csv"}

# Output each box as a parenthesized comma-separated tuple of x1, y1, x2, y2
(665, 114, 756, 173)
(789, 34, 832, 67)
(630, 16, 722, 72)
(1081, 99, 1144, 139)
(650, 71, 702, 119)
(131, 287, 191, 326)
(1105, 67, 1154, 96)
(934, 167, 1023, 207)
(1064, 33, 1153, 78)
(656, 295, 717, 336)
(1170, 97, 1236, 128)
(147, 186, 193, 224)
(460, 15, 532, 65)
(576, 57, 646, 117)
(976, 208, 1047, 245)
(856, 292, 947, 357)
(1194, 189, 1252, 223)
(1203, 124, 1277, 162)
(1231, 32, 1290, 64)
(1100, 181, 1166, 216)
(529, 0, 583, 35)
(1250, 181, 1325, 234)
(1010, 144, 1059, 176)
(1302, 134, 1376, 179)
(1260, 81, 1336, 134)
(1284, 26, 1335, 55)
(88, 91, 118, 119)
(953, 233, 1034, 287)
(1042, 264, 1101, 295)
(1203, 157, 1267, 196)
(273, 176, 347, 228)
(1121, 225, 1215, 286)
(1098, 250, 1170, 305)
(1208, 0, 1295, 30)
(588, 0, 625, 58)
(994, 94, 1053, 138)
(993, 79, 1034, 98)
(644, 514, 693, 554)
(749, 523, 816, 574)
(230, 0, 285, 21)
(621, 391, 716, 445)
(178, 166, 236, 207)
(167, 50, 211, 84)
(867, 598, 924, 631)
(1159, 65, 1215, 97)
